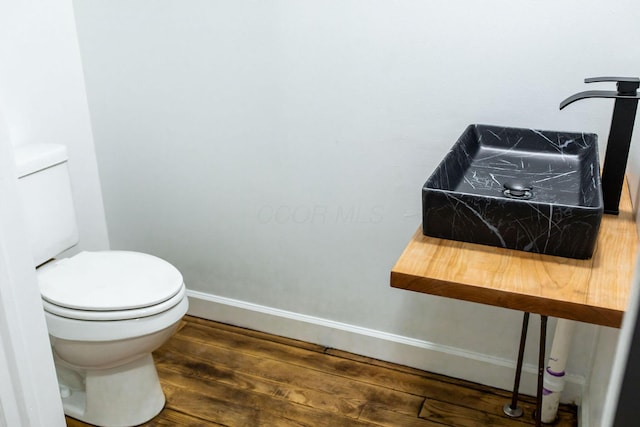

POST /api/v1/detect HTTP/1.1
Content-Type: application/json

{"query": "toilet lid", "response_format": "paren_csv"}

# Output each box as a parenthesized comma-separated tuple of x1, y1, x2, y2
(38, 251, 184, 311)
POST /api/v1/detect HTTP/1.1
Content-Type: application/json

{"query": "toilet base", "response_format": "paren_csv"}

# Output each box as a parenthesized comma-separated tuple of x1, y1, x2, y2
(58, 353, 165, 427)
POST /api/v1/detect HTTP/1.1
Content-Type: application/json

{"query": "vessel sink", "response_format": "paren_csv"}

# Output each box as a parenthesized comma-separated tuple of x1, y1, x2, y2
(422, 124, 603, 259)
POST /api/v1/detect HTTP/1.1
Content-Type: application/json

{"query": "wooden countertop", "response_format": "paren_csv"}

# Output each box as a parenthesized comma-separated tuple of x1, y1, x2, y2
(391, 184, 639, 328)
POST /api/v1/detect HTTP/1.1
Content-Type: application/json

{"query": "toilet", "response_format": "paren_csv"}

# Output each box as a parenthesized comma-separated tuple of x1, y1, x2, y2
(14, 144, 189, 427)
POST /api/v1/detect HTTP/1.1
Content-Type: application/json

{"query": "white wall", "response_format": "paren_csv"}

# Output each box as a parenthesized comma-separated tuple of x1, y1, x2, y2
(0, 0, 109, 254)
(73, 0, 640, 413)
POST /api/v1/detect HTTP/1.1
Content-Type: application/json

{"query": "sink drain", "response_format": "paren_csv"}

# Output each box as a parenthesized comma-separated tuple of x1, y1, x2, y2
(503, 181, 533, 199)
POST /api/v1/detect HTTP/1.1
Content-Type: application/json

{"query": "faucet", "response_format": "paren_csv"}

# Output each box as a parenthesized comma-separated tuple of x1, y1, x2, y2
(560, 76, 640, 215)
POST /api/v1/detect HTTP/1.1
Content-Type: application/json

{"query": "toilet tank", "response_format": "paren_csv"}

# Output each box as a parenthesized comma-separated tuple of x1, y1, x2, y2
(14, 144, 79, 266)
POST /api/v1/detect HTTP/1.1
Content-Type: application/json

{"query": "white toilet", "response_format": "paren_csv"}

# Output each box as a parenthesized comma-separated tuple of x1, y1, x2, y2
(14, 144, 189, 427)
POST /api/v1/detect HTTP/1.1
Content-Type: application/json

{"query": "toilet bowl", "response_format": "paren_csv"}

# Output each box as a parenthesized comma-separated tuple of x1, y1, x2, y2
(37, 250, 188, 427)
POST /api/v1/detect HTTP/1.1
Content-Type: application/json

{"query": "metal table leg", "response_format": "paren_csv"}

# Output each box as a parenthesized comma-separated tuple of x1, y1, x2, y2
(503, 312, 530, 418)
(535, 315, 548, 427)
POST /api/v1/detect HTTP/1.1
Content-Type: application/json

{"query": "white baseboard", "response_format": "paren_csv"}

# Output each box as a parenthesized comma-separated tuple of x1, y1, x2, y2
(186, 290, 584, 405)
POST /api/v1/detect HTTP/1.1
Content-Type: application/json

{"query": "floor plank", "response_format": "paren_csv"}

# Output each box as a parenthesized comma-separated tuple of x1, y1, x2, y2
(64, 408, 212, 427)
(155, 336, 425, 418)
(66, 315, 577, 426)
(161, 368, 377, 427)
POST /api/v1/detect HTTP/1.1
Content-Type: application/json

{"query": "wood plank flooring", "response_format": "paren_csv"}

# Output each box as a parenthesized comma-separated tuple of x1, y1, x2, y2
(66, 316, 577, 426)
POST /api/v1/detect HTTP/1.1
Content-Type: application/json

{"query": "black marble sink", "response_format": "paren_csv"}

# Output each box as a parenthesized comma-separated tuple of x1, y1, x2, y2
(422, 124, 604, 259)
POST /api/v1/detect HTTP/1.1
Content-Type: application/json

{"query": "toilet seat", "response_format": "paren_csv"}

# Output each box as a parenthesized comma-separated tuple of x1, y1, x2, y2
(38, 250, 185, 321)
(43, 284, 186, 321)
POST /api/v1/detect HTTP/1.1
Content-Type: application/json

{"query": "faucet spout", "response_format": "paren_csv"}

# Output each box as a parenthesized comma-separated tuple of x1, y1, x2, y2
(560, 77, 640, 214)
(559, 90, 620, 110)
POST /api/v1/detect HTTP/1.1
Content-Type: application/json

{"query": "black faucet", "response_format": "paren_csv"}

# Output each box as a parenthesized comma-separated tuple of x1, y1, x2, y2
(560, 77, 640, 215)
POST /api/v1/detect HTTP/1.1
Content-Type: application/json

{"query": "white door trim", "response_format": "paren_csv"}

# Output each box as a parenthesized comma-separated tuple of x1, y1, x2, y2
(0, 112, 65, 427)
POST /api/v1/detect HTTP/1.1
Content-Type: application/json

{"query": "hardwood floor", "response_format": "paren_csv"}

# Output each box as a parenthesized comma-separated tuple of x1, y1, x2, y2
(66, 316, 577, 426)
